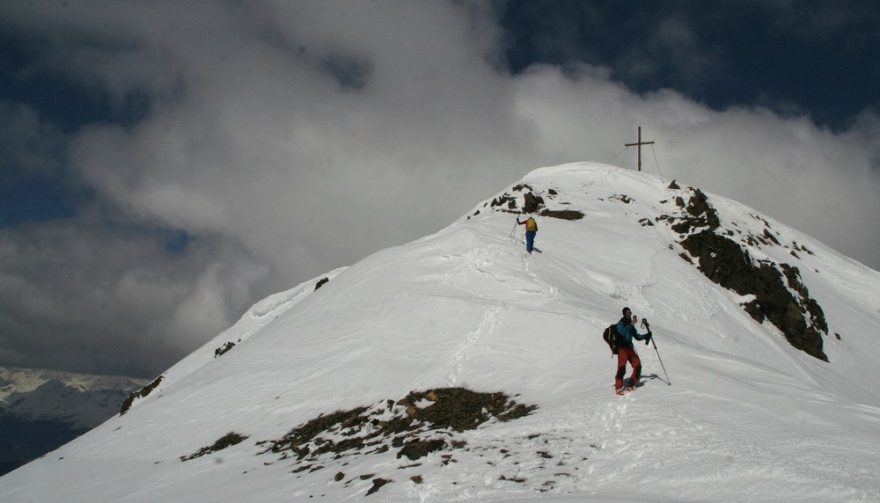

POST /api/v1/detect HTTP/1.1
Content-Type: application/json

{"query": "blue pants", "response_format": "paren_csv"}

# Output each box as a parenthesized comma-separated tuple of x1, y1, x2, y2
(525, 231, 536, 253)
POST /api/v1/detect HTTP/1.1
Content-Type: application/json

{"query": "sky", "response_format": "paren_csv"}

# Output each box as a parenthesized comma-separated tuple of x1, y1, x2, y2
(1, 0, 878, 379)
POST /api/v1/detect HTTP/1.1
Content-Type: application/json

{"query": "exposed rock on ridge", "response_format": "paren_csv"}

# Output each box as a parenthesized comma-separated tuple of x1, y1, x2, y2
(669, 188, 828, 360)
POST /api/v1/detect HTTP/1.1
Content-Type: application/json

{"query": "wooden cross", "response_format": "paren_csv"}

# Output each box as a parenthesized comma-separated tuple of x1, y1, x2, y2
(625, 126, 655, 172)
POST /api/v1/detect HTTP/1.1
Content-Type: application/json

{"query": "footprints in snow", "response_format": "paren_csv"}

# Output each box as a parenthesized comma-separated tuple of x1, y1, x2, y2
(435, 244, 558, 302)
(446, 306, 502, 386)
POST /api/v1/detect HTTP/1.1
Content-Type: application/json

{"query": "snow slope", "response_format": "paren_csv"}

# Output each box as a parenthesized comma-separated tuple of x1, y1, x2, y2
(1, 162, 879, 502)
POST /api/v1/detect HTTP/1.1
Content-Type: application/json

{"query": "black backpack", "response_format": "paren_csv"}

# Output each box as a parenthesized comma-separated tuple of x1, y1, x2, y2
(602, 324, 619, 355)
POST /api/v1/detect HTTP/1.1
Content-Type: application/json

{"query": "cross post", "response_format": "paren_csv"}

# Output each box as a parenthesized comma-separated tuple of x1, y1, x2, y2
(625, 126, 655, 172)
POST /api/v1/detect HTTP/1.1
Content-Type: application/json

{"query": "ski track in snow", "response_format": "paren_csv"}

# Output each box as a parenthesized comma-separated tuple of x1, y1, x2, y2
(446, 306, 502, 387)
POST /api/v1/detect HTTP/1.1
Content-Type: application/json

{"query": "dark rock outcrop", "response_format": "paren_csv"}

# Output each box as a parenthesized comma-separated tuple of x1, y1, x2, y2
(120, 375, 164, 415)
(180, 432, 249, 461)
(258, 387, 537, 488)
(670, 189, 828, 361)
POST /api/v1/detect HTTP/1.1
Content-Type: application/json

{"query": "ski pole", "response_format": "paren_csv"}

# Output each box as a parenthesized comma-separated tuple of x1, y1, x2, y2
(643, 319, 671, 385)
(509, 219, 518, 240)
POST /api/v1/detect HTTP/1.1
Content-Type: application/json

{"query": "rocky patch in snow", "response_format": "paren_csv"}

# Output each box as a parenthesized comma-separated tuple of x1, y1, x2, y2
(257, 388, 537, 496)
(538, 209, 584, 220)
(120, 375, 163, 415)
(180, 432, 249, 462)
(478, 183, 584, 220)
(665, 188, 828, 360)
(214, 341, 237, 358)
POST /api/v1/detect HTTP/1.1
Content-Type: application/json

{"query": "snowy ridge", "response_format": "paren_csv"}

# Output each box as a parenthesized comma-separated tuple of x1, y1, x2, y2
(122, 267, 348, 414)
(1, 162, 879, 502)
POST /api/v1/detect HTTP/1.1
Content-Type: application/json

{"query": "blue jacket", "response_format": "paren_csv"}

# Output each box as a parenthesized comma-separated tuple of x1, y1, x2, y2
(616, 318, 648, 349)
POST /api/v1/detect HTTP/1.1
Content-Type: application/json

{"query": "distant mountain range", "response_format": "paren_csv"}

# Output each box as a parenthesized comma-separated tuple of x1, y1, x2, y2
(0, 367, 145, 476)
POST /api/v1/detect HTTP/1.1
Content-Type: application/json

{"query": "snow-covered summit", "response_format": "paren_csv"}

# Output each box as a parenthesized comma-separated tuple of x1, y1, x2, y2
(2, 162, 879, 502)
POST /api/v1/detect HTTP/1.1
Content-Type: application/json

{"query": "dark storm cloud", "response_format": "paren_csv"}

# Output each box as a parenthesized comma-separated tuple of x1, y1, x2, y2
(0, 211, 266, 377)
(0, 0, 878, 377)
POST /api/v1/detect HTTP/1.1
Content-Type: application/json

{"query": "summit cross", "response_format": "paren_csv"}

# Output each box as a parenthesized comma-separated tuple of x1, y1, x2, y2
(625, 126, 655, 172)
